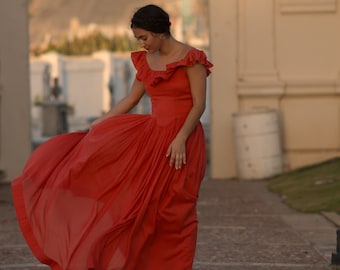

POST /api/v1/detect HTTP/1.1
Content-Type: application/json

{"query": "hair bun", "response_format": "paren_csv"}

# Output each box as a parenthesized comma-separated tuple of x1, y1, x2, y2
(131, 5, 171, 35)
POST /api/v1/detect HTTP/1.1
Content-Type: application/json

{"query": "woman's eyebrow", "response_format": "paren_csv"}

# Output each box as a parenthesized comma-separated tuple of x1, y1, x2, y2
(135, 34, 146, 39)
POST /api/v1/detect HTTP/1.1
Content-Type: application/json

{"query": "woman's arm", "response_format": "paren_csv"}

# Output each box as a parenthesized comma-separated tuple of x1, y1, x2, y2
(166, 63, 207, 169)
(91, 78, 145, 127)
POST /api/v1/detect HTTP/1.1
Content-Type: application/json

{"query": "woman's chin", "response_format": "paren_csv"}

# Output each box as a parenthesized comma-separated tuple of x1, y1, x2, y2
(147, 49, 158, 54)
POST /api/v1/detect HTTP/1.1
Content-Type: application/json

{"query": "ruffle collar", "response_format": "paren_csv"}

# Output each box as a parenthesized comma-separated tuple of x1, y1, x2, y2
(131, 48, 213, 86)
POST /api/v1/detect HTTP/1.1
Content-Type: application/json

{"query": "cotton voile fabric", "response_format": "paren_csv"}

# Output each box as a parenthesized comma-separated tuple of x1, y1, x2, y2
(12, 48, 213, 270)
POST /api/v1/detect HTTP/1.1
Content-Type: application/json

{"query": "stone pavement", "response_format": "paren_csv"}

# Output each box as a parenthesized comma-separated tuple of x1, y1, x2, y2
(0, 179, 338, 270)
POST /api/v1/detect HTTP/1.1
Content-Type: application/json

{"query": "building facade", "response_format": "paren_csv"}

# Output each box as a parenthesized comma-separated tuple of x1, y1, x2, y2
(209, 0, 340, 179)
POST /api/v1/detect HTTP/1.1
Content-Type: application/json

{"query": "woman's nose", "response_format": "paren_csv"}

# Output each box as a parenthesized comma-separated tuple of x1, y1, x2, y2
(138, 40, 145, 47)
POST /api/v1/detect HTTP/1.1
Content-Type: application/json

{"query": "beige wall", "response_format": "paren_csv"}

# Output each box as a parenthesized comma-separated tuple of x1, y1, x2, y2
(0, 1, 31, 182)
(209, 0, 340, 179)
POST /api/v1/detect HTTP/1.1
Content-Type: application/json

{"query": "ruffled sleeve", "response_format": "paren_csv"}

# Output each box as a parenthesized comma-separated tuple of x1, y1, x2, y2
(169, 48, 213, 76)
(131, 48, 213, 86)
(131, 50, 148, 82)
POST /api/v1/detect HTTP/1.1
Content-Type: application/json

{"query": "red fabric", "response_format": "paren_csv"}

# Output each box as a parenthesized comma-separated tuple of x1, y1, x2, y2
(12, 48, 213, 270)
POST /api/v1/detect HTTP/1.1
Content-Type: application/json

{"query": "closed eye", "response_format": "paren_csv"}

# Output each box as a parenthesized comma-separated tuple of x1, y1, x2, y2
(135, 35, 147, 41)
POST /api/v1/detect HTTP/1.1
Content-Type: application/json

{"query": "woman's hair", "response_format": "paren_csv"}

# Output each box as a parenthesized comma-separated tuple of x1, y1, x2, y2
(130, 4, 171, 35)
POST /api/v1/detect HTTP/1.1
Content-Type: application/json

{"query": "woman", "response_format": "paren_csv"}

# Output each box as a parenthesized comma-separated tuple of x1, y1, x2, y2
(12, 4, 213, 270)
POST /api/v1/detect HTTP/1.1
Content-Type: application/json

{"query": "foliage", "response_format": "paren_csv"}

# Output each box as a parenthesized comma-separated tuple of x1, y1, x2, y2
(30, 31, 139, 56)
(267, 157, 340, 213)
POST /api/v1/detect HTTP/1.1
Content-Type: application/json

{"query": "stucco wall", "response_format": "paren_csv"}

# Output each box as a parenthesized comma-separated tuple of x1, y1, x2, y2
(209, 0, 340, 179)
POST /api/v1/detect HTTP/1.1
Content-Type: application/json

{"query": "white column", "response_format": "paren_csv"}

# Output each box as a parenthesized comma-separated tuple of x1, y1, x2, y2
(0, 0, 31, 181)
(209, 0, 239, 179)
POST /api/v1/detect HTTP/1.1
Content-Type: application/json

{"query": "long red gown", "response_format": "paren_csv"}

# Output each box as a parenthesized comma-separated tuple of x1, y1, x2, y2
(12, 48, 213, 270)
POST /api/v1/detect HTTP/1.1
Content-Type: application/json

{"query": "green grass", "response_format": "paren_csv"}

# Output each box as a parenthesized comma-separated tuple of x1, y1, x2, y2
(267, 157, 340, 214)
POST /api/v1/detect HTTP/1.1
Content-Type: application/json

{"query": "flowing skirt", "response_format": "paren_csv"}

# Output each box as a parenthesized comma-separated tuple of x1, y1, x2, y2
(12, 114, 206, 270)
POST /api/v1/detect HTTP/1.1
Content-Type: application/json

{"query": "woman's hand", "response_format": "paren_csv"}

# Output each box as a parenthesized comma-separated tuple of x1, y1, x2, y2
(166, 136, 187, 170)
(89, 117, 105, 129)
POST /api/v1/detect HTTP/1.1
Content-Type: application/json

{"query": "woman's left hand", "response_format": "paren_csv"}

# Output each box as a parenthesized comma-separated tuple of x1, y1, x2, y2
(166, 137, 186, 170)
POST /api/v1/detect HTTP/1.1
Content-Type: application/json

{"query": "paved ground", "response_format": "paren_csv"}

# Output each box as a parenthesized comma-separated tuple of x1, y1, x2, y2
(0, 179, 339, 270)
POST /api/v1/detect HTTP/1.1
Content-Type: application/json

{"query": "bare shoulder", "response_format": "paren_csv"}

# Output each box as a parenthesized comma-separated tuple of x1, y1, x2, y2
(177, 43, 194, 57)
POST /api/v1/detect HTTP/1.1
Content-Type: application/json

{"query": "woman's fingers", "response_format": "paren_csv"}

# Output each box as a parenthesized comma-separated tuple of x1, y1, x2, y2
(166, 144, 186, 169)
(174, 153, 186, 170)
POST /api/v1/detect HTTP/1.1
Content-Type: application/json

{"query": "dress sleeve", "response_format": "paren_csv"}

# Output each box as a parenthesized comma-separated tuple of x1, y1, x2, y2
(179, 48, 213, 76)
(131, 51, 147, 81)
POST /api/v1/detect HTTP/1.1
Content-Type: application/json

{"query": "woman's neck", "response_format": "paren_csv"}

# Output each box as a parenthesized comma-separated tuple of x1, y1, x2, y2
(158, 36, 181, 56)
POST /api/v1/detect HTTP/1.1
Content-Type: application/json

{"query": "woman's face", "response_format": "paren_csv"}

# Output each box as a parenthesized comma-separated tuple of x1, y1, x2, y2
(132, 28, 162, 53)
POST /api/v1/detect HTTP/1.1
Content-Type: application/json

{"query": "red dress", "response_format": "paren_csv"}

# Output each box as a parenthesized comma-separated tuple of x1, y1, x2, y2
(12, 48, 213, 270)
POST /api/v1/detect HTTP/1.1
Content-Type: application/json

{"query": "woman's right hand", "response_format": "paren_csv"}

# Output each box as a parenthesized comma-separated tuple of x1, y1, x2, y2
(166, 136, 187, 170)
(89, 117, 106, 129)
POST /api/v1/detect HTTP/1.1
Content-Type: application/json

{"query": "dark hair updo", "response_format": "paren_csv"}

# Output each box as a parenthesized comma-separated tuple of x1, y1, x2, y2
(130, 4, 171, 35)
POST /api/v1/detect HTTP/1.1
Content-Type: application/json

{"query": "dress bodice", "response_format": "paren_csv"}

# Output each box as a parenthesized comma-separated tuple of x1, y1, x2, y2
(131, 48, 213, 120)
